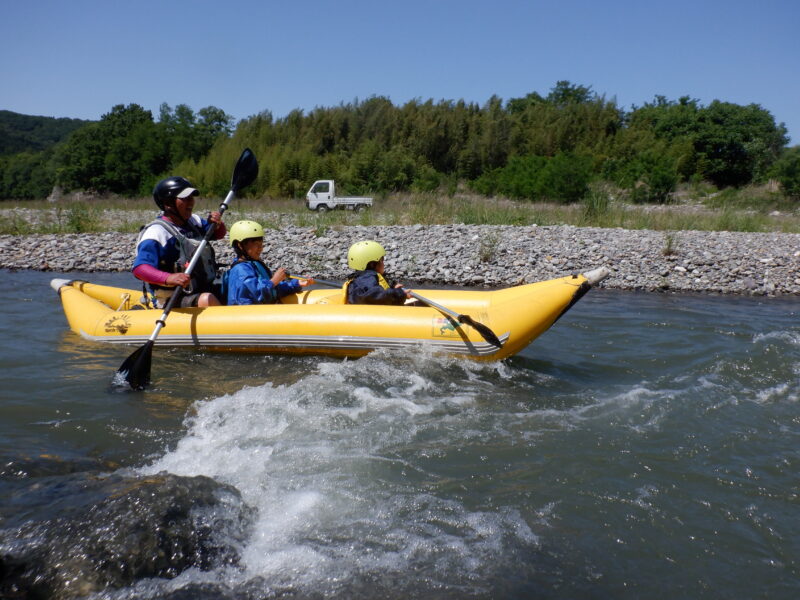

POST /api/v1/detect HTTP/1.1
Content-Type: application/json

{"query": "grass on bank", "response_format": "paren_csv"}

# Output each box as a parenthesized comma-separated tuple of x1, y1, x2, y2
(1, 182, 798, 235)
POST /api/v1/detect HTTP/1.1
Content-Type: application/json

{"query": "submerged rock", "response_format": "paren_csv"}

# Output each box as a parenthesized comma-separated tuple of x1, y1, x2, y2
(0, 453, 118, 479)
(0, 471, 254, 599)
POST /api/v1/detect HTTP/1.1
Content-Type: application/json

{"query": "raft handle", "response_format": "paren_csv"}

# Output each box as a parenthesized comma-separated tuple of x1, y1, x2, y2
(116, 293, 131, 312)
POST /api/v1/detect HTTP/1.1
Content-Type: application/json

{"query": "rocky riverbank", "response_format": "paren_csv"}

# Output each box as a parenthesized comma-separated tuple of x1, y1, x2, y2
(1, 225, 799, 295)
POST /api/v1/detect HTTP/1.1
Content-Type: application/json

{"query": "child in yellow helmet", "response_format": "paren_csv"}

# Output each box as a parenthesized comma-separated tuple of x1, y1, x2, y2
(344, 240, 412, 305)
(223, 220, 308, 305)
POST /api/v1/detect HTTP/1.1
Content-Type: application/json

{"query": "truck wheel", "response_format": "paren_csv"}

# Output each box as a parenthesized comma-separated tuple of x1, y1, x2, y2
(355, 204, 367, 213)
(316, 205, 329, 213)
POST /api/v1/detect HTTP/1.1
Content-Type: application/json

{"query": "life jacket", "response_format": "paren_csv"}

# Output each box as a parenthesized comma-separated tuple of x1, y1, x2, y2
(343, 270, 390, 304)
(221, 259, 278, 304)
(136, 216, 218, 296)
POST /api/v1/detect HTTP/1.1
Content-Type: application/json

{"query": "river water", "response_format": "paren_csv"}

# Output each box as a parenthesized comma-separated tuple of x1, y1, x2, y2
(1, 269, 799, 598)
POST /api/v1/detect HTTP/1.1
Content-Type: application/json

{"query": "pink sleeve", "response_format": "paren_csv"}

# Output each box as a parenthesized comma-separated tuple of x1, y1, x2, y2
(133, 264, 171, 285)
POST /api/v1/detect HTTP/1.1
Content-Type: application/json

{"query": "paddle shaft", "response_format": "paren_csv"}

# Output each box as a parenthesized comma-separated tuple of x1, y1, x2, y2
(297, 276, 340, 288)
(291, 275, 502, 348)
(295, 275, 450, 312)
(407, 291, 457, 320)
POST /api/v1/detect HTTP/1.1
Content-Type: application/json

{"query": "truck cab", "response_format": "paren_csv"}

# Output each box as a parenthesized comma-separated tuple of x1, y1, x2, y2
(306, 180, 334, 211)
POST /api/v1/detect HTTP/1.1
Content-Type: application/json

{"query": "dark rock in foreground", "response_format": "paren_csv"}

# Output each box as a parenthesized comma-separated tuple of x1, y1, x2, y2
(0, 471, 254, 600)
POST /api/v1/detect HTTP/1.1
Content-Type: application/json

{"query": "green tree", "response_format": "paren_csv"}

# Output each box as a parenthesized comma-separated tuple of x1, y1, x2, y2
(482, 95, 510, 170)
(628, 156, 678, 203)
(629, 97, 788, 187)
(771, 146, 800, 198)
(507, 82, 622, 157)
(495, 154, 547, 199)
(159, 103, 233, 164)
(628, 96, 701, 141)
(469, 152, 593, 203)
(546, 80, 596, 105)
(0, 151, 55, 199)
(536, 152, 593, 203)
(54, 122, 108, 191)
(412, 163, 441, 192)
(159, 103, 197, 164)
(56, 104, 169, 194)
(693, 101, 788, 187)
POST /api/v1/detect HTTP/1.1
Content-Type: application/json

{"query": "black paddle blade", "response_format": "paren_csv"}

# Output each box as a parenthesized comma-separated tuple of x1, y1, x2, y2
(457, 315, 503, 349)
(231, 148, 259, 193)
(114, 340, 154, 390)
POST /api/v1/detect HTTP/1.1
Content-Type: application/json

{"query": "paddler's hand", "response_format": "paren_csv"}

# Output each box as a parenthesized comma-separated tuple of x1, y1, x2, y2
(208, 210, 223, 225)
(396, 283, 413, 299)
(287, 274, 312, 287)
(166, 273, 191, 288)
(271, 267, 288, 286)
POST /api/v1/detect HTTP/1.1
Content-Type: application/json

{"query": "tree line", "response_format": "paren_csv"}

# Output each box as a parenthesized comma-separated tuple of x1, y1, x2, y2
(2, 81, 798, 202)
(0, 103, 233, 199)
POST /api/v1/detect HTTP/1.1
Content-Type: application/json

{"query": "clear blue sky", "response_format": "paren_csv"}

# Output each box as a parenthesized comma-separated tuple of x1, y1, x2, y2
(2, 0, 798, 143)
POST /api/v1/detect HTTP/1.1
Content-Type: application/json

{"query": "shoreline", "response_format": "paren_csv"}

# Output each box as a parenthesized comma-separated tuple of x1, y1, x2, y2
(2, 224, 799, 296)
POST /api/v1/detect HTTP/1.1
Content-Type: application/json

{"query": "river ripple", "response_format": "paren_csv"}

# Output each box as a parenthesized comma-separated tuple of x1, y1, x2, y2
(1, 269, 798, 599)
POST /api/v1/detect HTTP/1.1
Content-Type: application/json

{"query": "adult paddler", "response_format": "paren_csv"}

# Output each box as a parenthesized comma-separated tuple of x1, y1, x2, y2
(132, 176, 226, 307)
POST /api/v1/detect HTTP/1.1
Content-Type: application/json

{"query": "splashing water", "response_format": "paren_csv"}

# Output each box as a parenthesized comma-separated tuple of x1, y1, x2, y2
(139, 350, 543, 595)
(5, 271, 800, 599)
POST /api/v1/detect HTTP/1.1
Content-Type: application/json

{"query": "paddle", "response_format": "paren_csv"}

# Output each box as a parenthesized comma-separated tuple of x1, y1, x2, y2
(292, 275, 504, 349)
(116, 148, 259, 390)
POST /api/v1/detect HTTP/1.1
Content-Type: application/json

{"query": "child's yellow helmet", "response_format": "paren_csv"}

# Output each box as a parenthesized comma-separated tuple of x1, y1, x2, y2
(348, 240, 385, 270)
(229, 220, 264, 246)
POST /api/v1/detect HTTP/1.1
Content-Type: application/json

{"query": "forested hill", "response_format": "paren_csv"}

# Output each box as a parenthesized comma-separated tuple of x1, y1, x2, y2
(0, 110, 91, 155)
(1, 83, 798, 202)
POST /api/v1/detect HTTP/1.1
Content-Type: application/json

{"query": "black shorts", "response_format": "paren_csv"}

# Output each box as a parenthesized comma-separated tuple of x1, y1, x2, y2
(153, 290, 203, 308)
(178, 292, 203, 307)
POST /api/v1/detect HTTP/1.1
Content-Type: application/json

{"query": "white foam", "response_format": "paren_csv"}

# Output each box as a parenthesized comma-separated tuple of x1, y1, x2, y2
(138, 351, 538, 590)
(754, 382, 799, 404)
(753, 330, 800, 346)
(570, 384, 671, 432)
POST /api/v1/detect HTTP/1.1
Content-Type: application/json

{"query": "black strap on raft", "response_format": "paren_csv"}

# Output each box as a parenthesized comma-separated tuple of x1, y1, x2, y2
(141, 282, 152, 309)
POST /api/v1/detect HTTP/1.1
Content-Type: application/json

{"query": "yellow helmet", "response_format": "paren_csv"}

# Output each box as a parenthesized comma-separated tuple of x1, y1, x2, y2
(229, 220, 264, 246)
(348, 240, 385, 270)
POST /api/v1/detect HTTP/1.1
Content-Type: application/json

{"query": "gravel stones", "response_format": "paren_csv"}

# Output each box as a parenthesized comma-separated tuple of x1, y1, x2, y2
(1, 224, 799, 296)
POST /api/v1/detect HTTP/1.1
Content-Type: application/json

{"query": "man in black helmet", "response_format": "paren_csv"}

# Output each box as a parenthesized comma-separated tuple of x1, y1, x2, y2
(132, 176, 226, 307)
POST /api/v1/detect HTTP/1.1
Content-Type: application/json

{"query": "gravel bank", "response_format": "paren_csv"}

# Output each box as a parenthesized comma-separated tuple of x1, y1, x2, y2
(1, 225, 799, 295)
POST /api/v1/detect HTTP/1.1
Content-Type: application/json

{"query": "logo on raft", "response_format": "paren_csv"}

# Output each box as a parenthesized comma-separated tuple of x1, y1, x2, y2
(104, 314, 132, 335)
(432, 316, 459, 337)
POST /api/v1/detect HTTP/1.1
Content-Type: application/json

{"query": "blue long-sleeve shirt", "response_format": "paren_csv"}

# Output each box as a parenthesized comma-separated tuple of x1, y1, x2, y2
(225, 259, 300, 305)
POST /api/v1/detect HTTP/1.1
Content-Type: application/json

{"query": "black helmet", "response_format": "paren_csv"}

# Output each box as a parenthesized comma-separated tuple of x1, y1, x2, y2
(152, 176, 198, 210)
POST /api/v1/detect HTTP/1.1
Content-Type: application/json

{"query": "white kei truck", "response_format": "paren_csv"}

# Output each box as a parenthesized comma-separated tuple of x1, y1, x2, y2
(305, 180, 373, 212)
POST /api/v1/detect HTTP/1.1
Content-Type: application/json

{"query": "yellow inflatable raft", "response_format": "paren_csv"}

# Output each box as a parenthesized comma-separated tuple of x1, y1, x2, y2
(50, 267, 609, 361)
